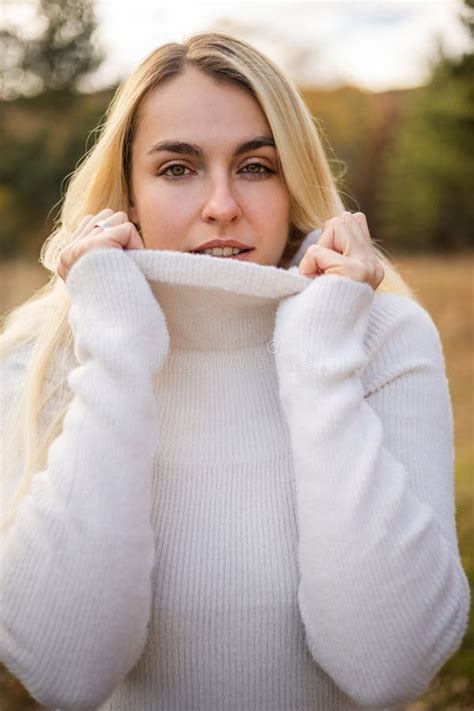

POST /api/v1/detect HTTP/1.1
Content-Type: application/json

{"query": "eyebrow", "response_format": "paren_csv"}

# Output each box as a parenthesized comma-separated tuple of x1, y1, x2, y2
(146, 135, 276, 158)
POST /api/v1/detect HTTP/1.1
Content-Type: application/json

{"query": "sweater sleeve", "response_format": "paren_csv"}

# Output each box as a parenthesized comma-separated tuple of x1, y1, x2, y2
(273, 274, 471, 710)
(0, 248, 170, 710)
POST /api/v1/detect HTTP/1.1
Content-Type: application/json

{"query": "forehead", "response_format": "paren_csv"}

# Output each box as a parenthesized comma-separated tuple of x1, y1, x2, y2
(135, 66, 271, 144)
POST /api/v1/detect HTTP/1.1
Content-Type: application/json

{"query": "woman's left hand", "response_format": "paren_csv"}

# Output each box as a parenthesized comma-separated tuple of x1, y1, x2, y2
(298, 211, 385, 291)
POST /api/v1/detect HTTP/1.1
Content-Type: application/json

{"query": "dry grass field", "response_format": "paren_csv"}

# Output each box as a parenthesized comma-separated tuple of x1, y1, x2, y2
(0, 252, 473, 710)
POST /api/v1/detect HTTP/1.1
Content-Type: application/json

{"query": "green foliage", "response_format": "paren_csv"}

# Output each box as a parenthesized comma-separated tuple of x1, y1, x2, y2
(1, 0, 104, 99)
(0, 1, 472, 259)
(0, 90, 112, 258)
(374, 0, 474, 252)
(0, 0, 107, 258)
(301, 85, 410, 223)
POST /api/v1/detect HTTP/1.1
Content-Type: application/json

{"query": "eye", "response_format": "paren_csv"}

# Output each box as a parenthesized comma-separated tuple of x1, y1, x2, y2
(241, 162, 275, 178)
(156, 161, 275, 180)
(157, 163, 192, 179)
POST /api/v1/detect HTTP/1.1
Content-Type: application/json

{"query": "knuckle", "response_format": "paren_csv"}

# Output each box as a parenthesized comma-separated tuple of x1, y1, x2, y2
(77, 214, 92, 229)
(355, 261, 369, 281)
(59, 247, 71, 264)
(371, 259, 381, 276)
(90, 222, 108, 234)
(73, 239, 89, 258)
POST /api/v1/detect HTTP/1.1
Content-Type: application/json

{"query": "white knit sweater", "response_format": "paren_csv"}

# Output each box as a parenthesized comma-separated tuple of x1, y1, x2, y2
(0, 247, 470, 711)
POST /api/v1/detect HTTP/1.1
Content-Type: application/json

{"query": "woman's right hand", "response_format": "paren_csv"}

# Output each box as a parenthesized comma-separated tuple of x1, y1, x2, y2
(56, 208, 144, 282)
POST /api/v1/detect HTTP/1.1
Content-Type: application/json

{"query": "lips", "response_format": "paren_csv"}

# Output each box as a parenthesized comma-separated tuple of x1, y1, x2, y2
(189, 239, 253, 251)
(190, 248, 256, 260)
(224, 249, 255, 261)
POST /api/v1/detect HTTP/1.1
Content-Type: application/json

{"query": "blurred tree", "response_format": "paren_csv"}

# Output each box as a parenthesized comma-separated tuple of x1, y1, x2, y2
(375, 0, 474, 252)
(301, 84, 413, 229)
(0, 0, 107, 259)
(1, 3, 472, 258)
(0, 0, 104, 99)
(0, 90, 113, 258)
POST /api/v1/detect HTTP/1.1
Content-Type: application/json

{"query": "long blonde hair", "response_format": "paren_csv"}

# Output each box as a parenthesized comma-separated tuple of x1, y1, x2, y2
(0, 31, 415, 534)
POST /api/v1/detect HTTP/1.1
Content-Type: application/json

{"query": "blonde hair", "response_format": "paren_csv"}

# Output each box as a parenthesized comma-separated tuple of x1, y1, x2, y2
(0, 31, 416, 534)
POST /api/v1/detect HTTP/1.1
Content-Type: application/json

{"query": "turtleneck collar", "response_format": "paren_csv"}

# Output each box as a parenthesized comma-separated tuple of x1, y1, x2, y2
(127, 249, 312, 351)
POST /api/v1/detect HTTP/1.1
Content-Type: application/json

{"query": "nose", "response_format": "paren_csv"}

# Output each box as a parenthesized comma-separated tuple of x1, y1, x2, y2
(201, 173, 242, 226)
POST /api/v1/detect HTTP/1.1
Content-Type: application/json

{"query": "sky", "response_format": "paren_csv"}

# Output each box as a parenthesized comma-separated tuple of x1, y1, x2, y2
(85, 0, 471, 92)
(2, 0, 471, 93)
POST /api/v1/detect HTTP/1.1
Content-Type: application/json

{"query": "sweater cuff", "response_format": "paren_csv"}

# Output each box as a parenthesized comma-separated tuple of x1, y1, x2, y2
(65, 248, 170, 369)
(65, 248, 160, 324)
(274, 274, 374, 381)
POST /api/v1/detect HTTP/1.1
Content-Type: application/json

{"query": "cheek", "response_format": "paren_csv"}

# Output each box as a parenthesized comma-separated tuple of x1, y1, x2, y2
(135, 181, 190, 226)
(138, 178, 199, 210)
(257, 189, 290, 227)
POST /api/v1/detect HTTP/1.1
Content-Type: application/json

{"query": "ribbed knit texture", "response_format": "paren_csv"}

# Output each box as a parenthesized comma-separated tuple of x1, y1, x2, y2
(0, 247, 470, 711)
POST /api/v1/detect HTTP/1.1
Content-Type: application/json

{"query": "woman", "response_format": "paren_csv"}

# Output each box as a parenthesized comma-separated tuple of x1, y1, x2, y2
(0, 31, 469, 710)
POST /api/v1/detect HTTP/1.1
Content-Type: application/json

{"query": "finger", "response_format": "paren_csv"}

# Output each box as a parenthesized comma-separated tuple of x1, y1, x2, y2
(88, 221, 142, 250)
(340, 211, 370, 250)
(72, 208, 115, 242)
(348, 211, 375, 247)
(300, 244, 367, 282)
(92, 207, 115, 221)
(316, 217, 337, 250)
(352, 211, 369, 234)
(299, 243, 345, 277)
(84, 208, 115, 229)
(57, 235, 114, 281)
(318, 215, 363, 254)
(319, 216, 366, 259)
(119, 221, 145, 250)
(75, 214, 93, 234)
(59, 213, 126, 274)
(356, 216, 379, 253)
(88, 210, 128, 235)
(63, 234, 124, 272)
(76, 211, 128, 243)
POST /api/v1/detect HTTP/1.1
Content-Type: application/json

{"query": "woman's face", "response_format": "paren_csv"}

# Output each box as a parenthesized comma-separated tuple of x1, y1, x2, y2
(128, 65, 291, 266)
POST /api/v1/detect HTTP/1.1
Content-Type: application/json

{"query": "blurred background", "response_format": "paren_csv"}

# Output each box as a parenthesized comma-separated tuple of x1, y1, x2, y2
(0, 0, 472, 708)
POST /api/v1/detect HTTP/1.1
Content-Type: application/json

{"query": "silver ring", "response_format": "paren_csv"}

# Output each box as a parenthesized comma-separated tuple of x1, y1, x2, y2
(94, 220, 113, 231)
